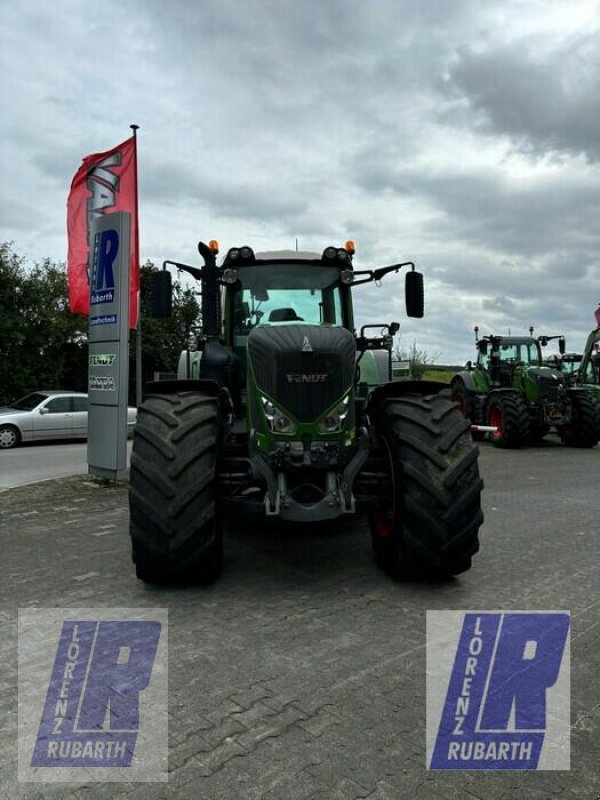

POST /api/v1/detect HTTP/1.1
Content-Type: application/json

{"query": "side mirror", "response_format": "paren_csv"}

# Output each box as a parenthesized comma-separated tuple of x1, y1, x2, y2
(254, 289, 269, 302)
(151, 271, 173, 318)
(465, 360, 472, 370)
(559, 337, 566, 355)
(389, 321, 400, 335)
(479, 341, 488, 356)
(39, 407, 49, 415)
(405, 271, 424, 318)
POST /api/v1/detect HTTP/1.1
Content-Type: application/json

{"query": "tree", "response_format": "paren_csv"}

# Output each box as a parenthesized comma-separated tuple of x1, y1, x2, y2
(395, 340, 441, 380)
(0, 243, 88, 404)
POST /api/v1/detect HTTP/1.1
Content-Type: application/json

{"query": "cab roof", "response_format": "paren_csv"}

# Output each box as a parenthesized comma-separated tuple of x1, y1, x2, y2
(253, 250, 322, 261)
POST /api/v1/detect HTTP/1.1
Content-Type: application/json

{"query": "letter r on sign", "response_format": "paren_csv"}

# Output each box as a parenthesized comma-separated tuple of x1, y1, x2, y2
(93, 229, 119, 290)
(479, 613, 569, 731)
(76, 621, 161, 732)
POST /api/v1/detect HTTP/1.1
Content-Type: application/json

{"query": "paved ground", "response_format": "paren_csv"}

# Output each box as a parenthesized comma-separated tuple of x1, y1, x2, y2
(1, 437, 598, 799)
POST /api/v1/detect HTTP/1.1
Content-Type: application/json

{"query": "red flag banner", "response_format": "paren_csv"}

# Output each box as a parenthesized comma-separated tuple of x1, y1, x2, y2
(67, 135, 139, 328)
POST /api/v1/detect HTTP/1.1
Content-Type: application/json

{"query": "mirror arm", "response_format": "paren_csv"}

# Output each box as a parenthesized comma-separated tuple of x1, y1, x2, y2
(372, 261, 415, 282)
(351, 261, 415, 286)
(162, 260, 204, 282)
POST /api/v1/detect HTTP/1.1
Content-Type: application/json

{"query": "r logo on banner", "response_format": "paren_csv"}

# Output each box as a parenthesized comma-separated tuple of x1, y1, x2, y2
(427, 611, 570, 770)
(90, 229, 119, 305)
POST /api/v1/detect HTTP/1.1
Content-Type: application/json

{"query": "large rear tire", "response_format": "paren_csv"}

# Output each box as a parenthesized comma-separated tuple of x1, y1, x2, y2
(368, 393, 483, 580)
(487, 392, 529, 448)
(129, 389, 223, 584)
(560, 392, 600, 448)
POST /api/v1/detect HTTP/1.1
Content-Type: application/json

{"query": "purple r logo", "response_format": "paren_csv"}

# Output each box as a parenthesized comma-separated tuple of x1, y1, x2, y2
(31, 620, 161, 767)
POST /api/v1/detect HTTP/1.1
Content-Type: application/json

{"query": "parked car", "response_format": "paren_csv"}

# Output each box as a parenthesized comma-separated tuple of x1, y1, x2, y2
(0, 390, 137, 449)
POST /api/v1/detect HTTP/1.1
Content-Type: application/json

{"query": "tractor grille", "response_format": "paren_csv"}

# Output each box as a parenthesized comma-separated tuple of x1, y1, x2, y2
(248, 325, 356, 422)
(529, 367, 564, 403)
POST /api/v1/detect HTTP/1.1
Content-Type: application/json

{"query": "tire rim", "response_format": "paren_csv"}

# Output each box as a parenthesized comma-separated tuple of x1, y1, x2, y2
(489, 407, 503, 439)
(0, 428, 17, 448)
(454, 391, 467, 417)
(373, 436, 395, 538)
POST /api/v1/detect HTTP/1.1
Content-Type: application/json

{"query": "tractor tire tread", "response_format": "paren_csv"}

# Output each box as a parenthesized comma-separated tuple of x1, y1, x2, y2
(370, 393, 483, 580)
(129, 390, 223, 583)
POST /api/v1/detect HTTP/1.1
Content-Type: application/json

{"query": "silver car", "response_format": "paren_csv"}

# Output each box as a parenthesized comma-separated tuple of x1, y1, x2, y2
(0, 390, 137, 449)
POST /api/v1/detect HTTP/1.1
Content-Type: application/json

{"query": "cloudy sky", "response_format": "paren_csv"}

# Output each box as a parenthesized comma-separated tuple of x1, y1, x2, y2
(1, 0, 599, 363)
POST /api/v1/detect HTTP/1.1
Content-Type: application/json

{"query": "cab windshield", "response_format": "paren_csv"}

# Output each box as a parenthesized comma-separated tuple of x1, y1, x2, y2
(498, 342, 540, 365)
(232, 264, 344, 333)
(478, 340, 541, 369)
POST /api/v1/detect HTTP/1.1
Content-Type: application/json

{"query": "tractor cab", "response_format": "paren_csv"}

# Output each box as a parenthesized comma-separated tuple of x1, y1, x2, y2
(476, 335, 542, 386)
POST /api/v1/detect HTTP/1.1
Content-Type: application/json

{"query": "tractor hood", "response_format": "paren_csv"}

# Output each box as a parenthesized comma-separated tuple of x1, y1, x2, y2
(527, 366, 565, 384)
(247, 324, 356, 422)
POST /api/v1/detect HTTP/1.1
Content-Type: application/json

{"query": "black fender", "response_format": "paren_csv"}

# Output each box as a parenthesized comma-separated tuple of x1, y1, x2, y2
(141, 378, 234, 426)
(143, 379, 220, 398)
(566, 386, 597, 398)
(450, 370, 479, 394)
(367, 380, 448, 416)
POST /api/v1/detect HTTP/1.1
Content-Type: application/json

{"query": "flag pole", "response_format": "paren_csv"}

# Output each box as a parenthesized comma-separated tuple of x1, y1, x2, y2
(130, 123, 142, 408)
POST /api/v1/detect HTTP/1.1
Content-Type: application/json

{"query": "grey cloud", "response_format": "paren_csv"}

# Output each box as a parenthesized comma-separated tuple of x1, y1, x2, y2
(482, 295, 516, 313)
(443, 32, 600, 161)
(350, 154, 600, 261)
(141, 161, 307, 222)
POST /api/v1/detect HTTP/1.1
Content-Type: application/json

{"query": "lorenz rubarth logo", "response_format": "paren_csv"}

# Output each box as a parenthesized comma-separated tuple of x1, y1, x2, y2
(19, 608, 167, 783)
(427, 611, 570, 770)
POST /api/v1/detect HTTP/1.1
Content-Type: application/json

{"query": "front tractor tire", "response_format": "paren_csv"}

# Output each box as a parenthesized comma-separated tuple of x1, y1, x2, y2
(560, 392, 600, 448)
(129, 389, 223, 584)
(369, 393, 484, 580)
(487, 392, 529, 449)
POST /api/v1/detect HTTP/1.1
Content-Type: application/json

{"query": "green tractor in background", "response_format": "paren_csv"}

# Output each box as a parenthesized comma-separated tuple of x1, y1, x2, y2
(450, 327, 600, 448)
(129, 241, 484, 584)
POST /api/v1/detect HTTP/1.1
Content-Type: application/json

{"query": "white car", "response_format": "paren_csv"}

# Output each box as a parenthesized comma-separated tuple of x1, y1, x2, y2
(0, 390, 137, 449)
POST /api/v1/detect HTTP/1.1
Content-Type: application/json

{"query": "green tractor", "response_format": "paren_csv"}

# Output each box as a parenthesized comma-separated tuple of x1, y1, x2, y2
(129, 241, 484, 584)
(451, 327, 600, 448)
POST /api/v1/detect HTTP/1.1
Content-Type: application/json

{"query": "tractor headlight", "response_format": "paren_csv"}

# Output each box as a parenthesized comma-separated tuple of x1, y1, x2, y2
(260, 396, 296, 434)
(318, 394, 350, 433)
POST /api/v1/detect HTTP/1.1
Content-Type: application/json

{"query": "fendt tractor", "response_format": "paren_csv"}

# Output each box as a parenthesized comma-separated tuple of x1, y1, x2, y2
(451, 327, 600, 449)
(129, 241, 484, 584)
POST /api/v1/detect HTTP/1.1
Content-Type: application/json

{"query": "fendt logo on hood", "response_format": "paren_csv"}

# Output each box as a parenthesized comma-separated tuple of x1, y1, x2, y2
(286, 373, 328, 384)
